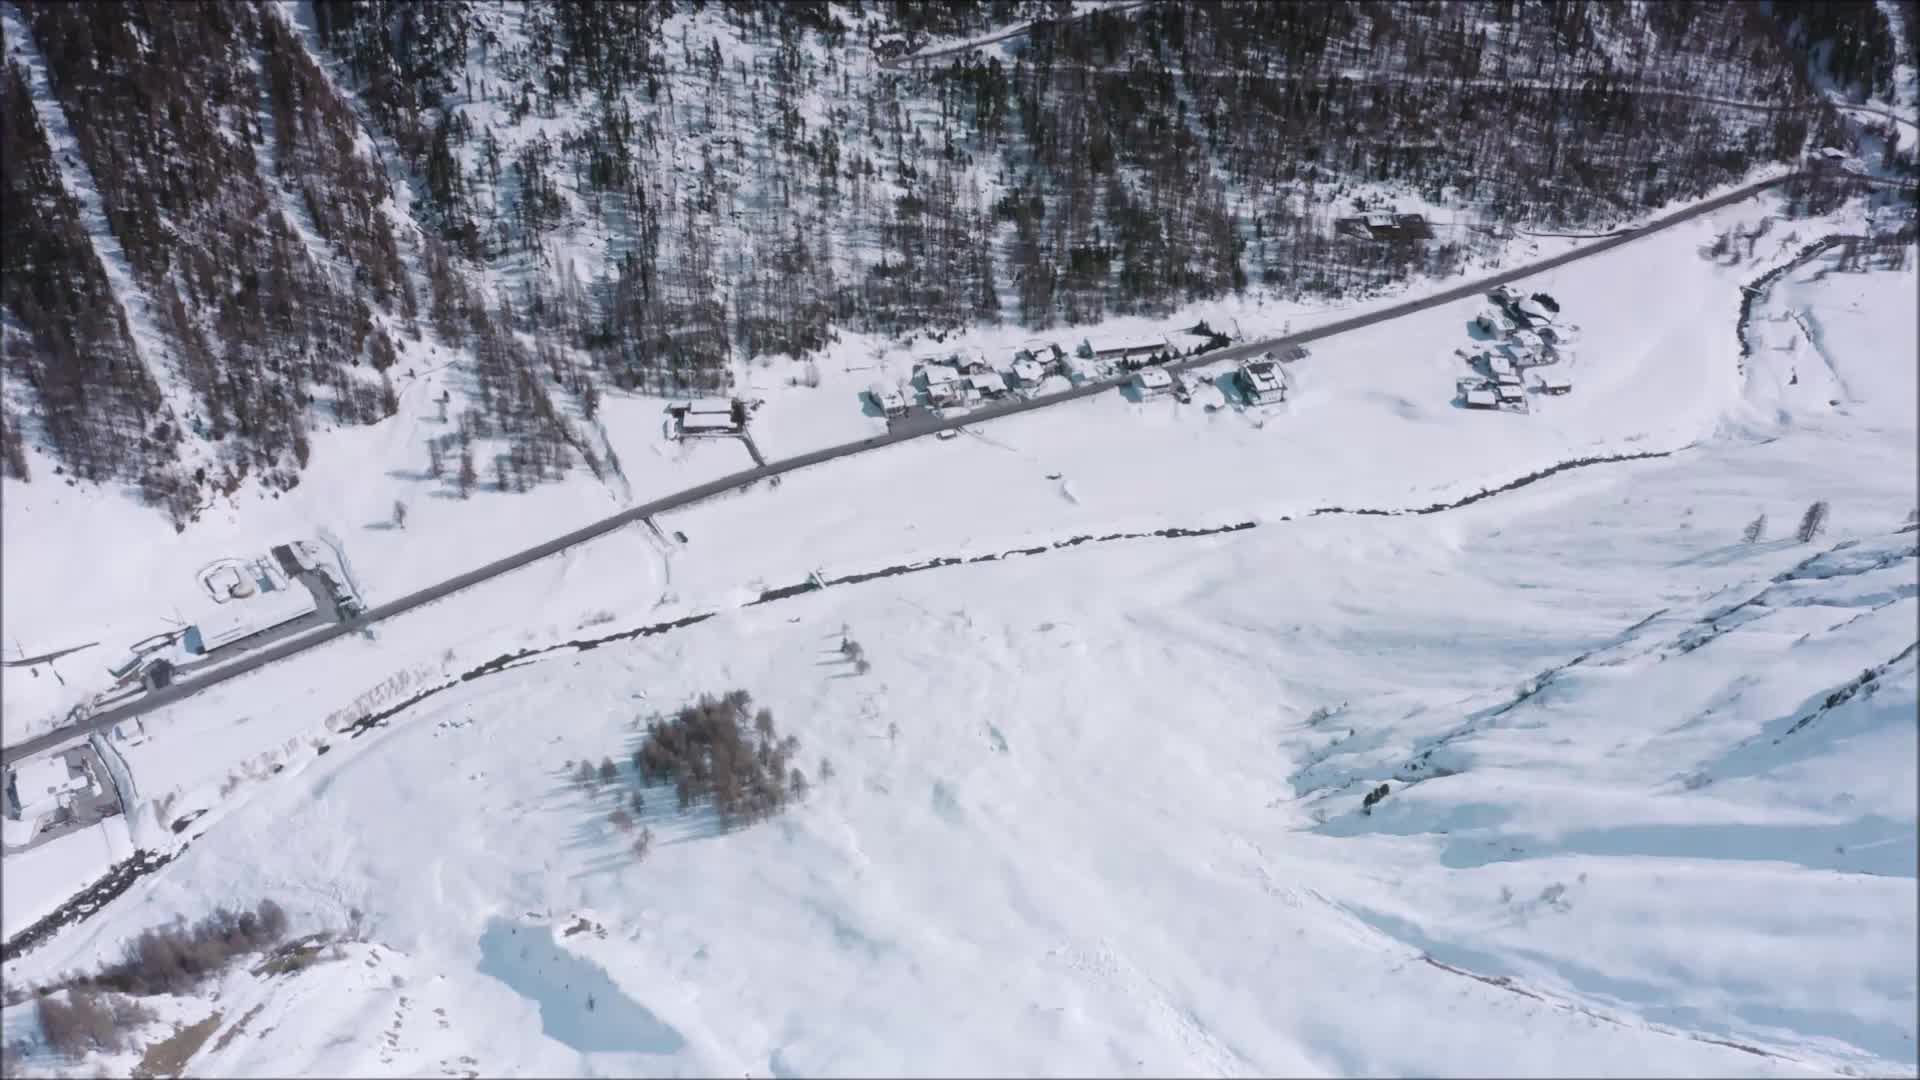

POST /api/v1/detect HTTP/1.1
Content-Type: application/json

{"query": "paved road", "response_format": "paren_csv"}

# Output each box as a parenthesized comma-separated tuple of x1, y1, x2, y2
(5, 168, 1912, 766)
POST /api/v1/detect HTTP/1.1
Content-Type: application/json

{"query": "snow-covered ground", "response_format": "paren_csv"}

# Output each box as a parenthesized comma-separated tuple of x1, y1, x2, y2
(0, 223, 1912, 1076)
(0, 182, 1849, 743)
(0, 815, 132, 942)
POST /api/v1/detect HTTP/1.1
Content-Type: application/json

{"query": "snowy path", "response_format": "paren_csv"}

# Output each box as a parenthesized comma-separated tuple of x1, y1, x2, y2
(0, 3, 207, 468)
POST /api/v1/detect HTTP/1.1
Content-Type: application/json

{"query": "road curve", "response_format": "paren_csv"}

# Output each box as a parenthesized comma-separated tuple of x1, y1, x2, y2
(4, 168, 1910, 765)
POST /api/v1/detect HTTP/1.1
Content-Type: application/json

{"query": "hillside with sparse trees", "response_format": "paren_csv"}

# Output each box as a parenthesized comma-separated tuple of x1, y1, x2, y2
(2, 0, 1912, 524)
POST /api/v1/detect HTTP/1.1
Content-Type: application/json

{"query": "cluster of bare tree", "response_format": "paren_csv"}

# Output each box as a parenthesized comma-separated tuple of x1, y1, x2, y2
(51, 899, 291, 998)
(6, 2, 419, 522)
(633, 690, 808, 828)
(32, 990, 155, 1059)
(0, 62, 170, 500)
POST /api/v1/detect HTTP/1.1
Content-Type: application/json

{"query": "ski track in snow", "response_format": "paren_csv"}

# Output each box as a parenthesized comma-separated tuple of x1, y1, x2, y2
(0, 3, 211, 474)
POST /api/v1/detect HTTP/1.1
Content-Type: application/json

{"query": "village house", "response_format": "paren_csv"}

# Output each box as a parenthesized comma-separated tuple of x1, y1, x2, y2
(1507, 329, 1547, 365)
(967, 371, 1011, 400)
(671, 397, 744, 439)
(1538, 370, 1574, 395)
(1537, 322, 1580, 347)
(1063, 354, 1105, 384)
(1133, 367, 1174, 398)
(1009, 359, 1048, 390)
(1513, 296, 1556, 328)
(1478, 305, 1518, 337)
(1017, 339, 1065, 370)
(1463, 385, 1499, 409)
(921, 362, 967, 408)
(3, 755, 85, 824)
(869, 383, 909, 418)
(956, 351, 997, 376)
(1237, 358, 1288, 406)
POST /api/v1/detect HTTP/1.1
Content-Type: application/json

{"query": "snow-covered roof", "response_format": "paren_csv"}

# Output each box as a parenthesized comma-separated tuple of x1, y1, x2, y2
(968, 372, 1006, 393)
(687, 398, 734, 415)
(1511, 329, 1544, 349)
(1490, 353, 1514, 373)
(1540, 371, 1573, 388)
(1516, 298, 1553, 322)
(190, 581, 316, 651)
(1240, 361, 1283, 392)
(1464, 388, 1498, 406)
(1495, 382, 1526, 400)
(922, 364, 960, 385)
(1135, 368, 1173, 389)
(1011, 360, 1046, 383)
(680, 412, 738, 432)
(10, 756, 78, 809)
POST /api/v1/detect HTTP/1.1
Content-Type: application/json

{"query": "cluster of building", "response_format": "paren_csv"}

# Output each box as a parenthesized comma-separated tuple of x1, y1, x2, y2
(668, 397, 750, 438)
(1462, 285, 1577, 410)
(91, 541, 359, 702)
(891, 339, 1071, 415)
(2, 744, 120, 852)
(884, 325, 1263, 419)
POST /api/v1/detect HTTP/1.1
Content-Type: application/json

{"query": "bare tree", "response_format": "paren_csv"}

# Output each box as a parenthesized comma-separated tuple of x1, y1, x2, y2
(574, 760, 595, 786)
(609, 808, 633, 831)
(633, 826, 654, 860)
(598, 756, 618, 785)
(392, 499, 408, 529)
(1796, 500, 1830, 543)
(1742, 512, 1767, 543)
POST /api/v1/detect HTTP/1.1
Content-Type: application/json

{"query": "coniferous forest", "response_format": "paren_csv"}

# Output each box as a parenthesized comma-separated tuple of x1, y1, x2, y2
(2, 0, 1912, 523)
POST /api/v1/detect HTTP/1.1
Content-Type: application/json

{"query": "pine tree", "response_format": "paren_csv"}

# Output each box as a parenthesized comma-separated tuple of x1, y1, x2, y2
(1796, 500, 1830, 543)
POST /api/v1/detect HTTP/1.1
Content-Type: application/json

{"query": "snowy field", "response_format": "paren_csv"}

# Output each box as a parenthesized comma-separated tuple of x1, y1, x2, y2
(0, 182, 1842, 741)
(0, 816, 133, 943)
(0, 236, 1913, 1076)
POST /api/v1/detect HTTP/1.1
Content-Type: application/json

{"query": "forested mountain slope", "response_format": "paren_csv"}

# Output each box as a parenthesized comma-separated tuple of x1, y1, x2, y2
(1, 0, 1910, 525)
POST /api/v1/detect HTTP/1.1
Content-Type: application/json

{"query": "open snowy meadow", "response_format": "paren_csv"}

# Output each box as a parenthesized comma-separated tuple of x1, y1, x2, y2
(2, 196, 1915, 1076)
